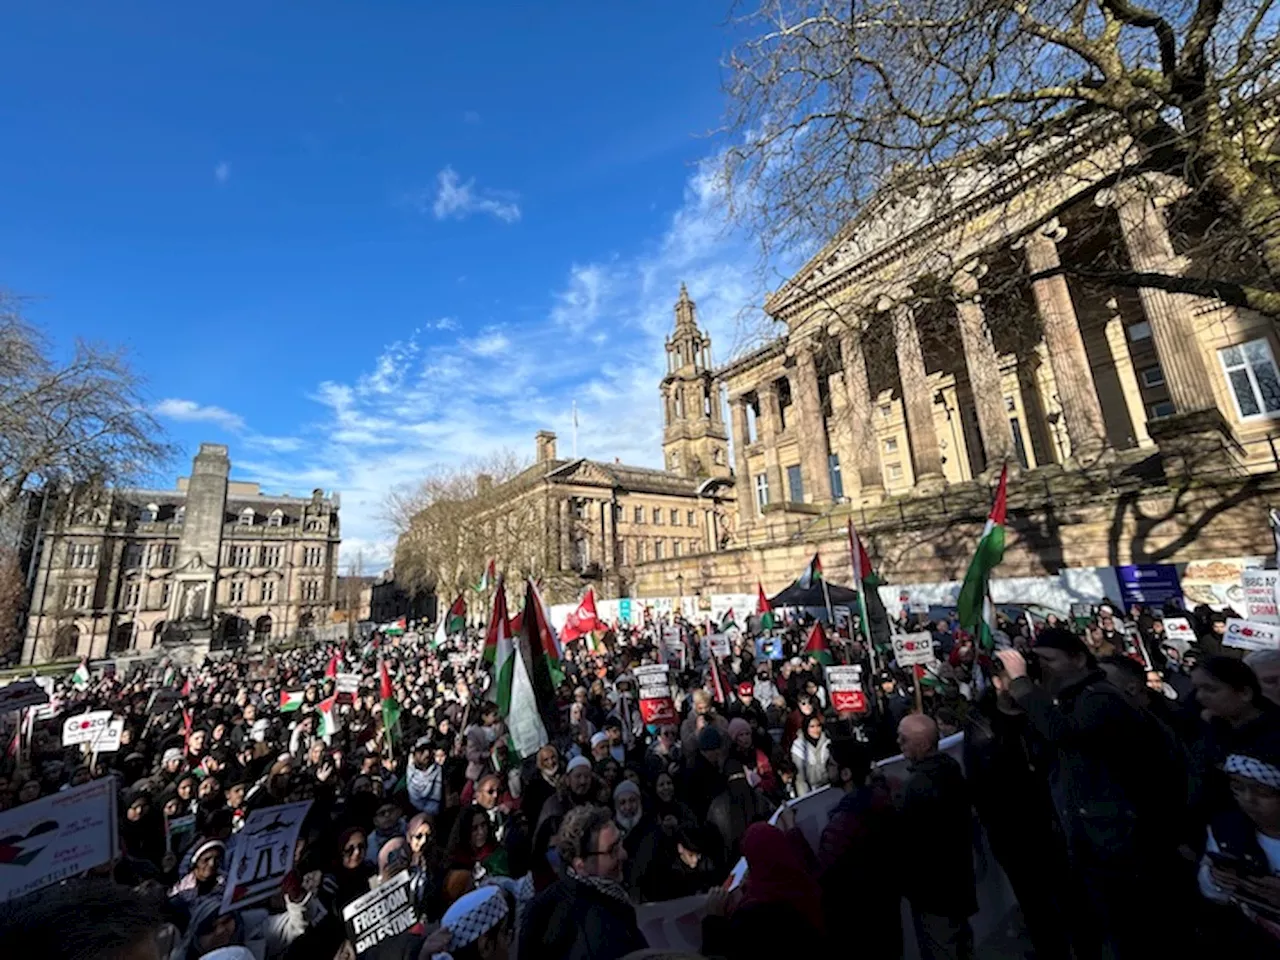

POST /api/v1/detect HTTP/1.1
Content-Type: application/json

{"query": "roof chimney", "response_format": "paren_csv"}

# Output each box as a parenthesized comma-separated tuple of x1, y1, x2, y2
(536, 430, 558, 463)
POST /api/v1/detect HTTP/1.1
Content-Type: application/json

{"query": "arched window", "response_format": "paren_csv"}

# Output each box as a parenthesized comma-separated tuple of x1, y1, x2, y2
(239, 507, 255, 526)
(140, 503, 159, 523)
(52, 624, 80, 660)
(268, 508, 284, 528)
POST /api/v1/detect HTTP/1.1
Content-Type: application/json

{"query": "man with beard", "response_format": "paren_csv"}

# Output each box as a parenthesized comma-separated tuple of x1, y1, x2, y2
(534, 755, 597, 860)
(523, 743, 562, 827)
(611, 779, 663, 895)
(998, 629, 1189, 960)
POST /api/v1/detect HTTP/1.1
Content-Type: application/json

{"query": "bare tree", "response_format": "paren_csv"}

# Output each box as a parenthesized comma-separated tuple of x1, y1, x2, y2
(0, 548, 26, 659)
(0, 296, 175, 510)
(722, 0, 1280, 315)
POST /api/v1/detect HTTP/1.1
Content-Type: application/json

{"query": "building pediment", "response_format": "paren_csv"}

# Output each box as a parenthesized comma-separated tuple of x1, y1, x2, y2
(546, 459, 619, 490)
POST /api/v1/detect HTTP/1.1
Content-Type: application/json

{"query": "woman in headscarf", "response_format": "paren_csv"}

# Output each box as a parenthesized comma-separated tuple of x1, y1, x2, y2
(727, 717, 777, 799)
(702, 822, 828, 959)
(168, 839, 226, 908)
(119, 789, 167, 868)
(706, 759, 774, 865)
(322, 827, 376, 914)
(782, 691, 819, 750)
(790, 713, 832, 796)
(406, 812, 444, 920)
(650, 770, 696, 833)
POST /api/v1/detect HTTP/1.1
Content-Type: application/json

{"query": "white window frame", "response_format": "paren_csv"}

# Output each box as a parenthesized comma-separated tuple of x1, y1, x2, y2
(754, 473, 769, 509)
(239, 508, 255, 527)
(1140, 366, 1165, 388)
(261, 579, 277, 604)
(161, 581, 172, 607)
(123, 581, 140, 609)
(1219, 338, 1280, 422)
(229, 579, 246, 604)
(268, 510, 284, 528)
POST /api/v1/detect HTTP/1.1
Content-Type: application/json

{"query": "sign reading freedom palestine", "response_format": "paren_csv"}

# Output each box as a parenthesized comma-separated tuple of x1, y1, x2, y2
(343, 872, 416, 954)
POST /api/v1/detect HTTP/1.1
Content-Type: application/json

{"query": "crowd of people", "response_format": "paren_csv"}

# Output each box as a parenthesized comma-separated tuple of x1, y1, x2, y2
(1, 588, 1279, 960)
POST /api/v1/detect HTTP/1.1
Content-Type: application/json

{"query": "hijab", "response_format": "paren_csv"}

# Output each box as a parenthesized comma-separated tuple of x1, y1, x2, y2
(739, 822, 825, 933)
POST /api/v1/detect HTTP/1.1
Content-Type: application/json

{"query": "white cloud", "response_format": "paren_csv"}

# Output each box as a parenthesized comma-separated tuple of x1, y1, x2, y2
(244, 435, 303, 453)
(426, 167, 521, 224)
(463, 330, 511, 357)
(214, 161, 231, 184)
(550, 264, 610, 334)
(431, 317, 459, 331)
(154, 398, 245, 432)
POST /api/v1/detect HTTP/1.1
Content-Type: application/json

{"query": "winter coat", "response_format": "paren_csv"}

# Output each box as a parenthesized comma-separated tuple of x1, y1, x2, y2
(405, 758, 443, 816)
(897, 751, 977, 919)
(518, 876, 647, 960)
(790, 732, 831, 796)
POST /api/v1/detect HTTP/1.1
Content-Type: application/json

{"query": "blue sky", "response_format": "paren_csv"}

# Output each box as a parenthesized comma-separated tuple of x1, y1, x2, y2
(0, 2, 783, 568)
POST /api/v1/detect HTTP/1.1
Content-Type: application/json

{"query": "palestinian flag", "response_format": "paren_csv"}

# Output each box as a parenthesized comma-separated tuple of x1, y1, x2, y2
(433, 595, 467, 648)
(317, 694, 340, 743)
(379, 660, 401, 753)
(804, 622, 834, 666)
(708, 656, 731, 706)
(279, 690, 305, 712)
(325, 653, 339, 679)
(756, 583, 775, 631)
(474, 559, 496, 592)
(561, 589, 602, 644)
(385, 616, 406, 636)
(797, 553, 824, 589)
(71, 659, 90, 689)
(494, 581, 548, 758)
(847, 520, 874, 644)
(180, 677, 192, 699)
(718, 607, 737, 632)
(957, 463, 1009, 652)
(521, 578, 564, 730)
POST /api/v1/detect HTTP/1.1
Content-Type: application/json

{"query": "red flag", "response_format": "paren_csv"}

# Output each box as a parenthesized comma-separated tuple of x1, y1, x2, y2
(380, 661, 394, 702)
(804, 622, 834, 666)
(180, 676, 192, 698)
(755, 583, 772, 615)
(561, 589, 602, 643)
(847, 521, 873, 581)
(325, 654, 339, 679)
(709, 656, 730, 706)
(182, 708, 193, 753)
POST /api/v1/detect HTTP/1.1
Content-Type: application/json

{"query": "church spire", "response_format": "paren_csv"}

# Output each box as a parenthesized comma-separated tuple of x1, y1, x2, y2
(674, 282, 697, 332)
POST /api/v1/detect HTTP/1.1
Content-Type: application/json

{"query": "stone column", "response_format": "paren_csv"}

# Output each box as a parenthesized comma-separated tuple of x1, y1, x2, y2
(1096, 175, 1217, 413)
(1016, 219, 1110, 461)
(952, 262, 1018, 472)
(558, 498, 572, 571)
(1103, 298, 1154, 448)
(600, 500, 615, 569)
(835, 322, 884, 497)
(730, 397, 755, 523)
(756, 382, 787, 505)
(790, 340, 833, 502)
(882, 293, 945, 487)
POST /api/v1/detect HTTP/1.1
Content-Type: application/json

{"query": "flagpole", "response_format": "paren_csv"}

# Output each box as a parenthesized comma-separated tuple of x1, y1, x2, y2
(847, 521, 878, 675)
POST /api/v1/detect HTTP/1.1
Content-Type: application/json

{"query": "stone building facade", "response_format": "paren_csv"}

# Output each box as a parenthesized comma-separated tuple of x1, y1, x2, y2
(22, 443, 341, 664)
(627, 128, 1280, 598)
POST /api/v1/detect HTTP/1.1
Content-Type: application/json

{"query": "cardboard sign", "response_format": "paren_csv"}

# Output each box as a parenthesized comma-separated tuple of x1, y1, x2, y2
(62, 710, 114, 746)
(0, 778, 118, 903)
(891, 632, 936, 667)
(335, 673, 361, 697)
(754, 637, 784, 661)
(826, 665, 867, 715)
(221, 800, 312, 912)
(635, 894, 709, 955)
(1224, 617, 1280, 652)
(635, 664, 676, 726)
(706, 633, 730, 657)
(0, 680, 50, 714)
(1241, 569, 1280, 623)
(93, 718, 126, 753)
(1167, 616, 1192, 647)
(343, 872, 416, 954)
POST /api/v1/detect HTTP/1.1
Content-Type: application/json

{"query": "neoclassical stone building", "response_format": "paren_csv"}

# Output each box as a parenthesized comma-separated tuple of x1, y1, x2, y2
(23, 444, 341, 664)
(629, 128, 1280, 597)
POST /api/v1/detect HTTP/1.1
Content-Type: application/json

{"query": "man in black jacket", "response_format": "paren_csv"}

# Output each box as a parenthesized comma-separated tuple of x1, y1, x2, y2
(897, 713, 977, 960)
(998, 629, 1189, 960)
(519, 804, 647, 960)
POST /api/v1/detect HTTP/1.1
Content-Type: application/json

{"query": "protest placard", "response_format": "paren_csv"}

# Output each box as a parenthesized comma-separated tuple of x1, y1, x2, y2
(825, 664, 867, 715)
(891, 632, 936, 667)
(221, 800, 312, 912)
(754, 637, 784, 661)
(343, 872, 416, 954)
(93, 718, 125, 753)
(0, 680, 50, 714)
(706, 633, 730, 657)
(635, 894, 709, 955)
(0, 778, 117, 902)
(634, 664, 676, 726)
(147, 688, 180, 715)
(1241, 569, 1280, 623)
(62, 710, 113, 747)
(1224, 617, 1280, 652)
(1162, 616, 1197, 647)
(335, 673, 361, 698)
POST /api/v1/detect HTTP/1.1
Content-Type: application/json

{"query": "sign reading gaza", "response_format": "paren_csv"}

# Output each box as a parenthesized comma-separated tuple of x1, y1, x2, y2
(343, 872, 416, 954)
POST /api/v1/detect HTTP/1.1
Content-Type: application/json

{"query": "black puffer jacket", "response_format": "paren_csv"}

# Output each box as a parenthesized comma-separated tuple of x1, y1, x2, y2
(1009, 668, 1186, 864)
(518, 876, 647, 960)
(897, 751, 977, 918)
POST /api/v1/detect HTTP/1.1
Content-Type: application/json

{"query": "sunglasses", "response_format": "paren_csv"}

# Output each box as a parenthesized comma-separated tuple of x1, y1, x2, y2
(411, 832, 429, 841)
(344, 842, 367, 854)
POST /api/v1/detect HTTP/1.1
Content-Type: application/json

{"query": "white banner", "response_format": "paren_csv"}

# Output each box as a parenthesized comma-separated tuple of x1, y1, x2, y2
(0, 778, 118, 902)
(1224, 617, 1280, 652)
(892, 632, 936, 667)
(93, 718, 126, 753)
(62, 710, 114, 746)
(335, 673, 361, 696)
(1241, 569, 1280, 624)
(221, 800, 312, 912)
(826, 664, 867, 715)
(1162, 616, 1197, 647)
(343, 871, 416, 954)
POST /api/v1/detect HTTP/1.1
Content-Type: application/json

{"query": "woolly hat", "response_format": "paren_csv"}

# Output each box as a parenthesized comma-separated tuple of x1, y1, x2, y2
(566, 755, 592, 774)
(612, 779, 641, 803)
(727, 717, 752, 741)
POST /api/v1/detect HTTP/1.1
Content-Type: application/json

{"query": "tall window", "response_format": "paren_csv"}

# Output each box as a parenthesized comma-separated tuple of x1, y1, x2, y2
(68, 583, 92, 609)
(1220, 339, 1280, 420)
(786, 464, 805, 504)
(161, 581, 172, 607)
(123, 581, 141, 609)
(304, 546, 324, 567)
(652, 508, 663, 525)
(261, 579, 277, 603)
(755, 473, 770, 509)
(670, 509, 680, 526)
(68, 543, 98, 568)
(617, 541, 627, 566)
(634, 506, 644, 524)
(260, 545, 282, 567)
(123, 543, 143, 568)
(229, 579, 246, 603)
(654, 540, 665, 560)
(828, 454, 844, 500)
(230, 545, 253, 567)
(687, 510, 696, 526)
(302, 579, 321, 601)
(673, 541, 682, 557)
